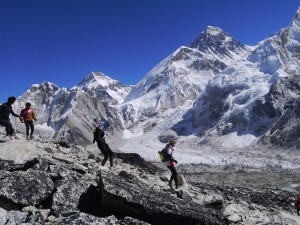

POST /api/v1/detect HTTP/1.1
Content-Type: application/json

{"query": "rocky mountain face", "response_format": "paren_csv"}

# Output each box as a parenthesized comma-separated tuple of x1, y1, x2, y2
(0, 132, 299, 225)
(12, 73, 131, 145)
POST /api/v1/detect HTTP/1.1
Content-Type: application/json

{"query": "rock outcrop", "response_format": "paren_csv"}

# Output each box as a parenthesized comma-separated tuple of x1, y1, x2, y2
(0, 132, 299, 224)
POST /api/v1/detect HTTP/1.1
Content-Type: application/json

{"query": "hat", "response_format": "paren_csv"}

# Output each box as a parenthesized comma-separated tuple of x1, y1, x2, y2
(25, 102, 31, 107)
(7, 96, 16, 102)
(169, 140, 176, 146)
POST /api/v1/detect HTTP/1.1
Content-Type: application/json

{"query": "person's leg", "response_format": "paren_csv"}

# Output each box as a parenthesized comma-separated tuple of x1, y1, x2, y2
(29, 121, 34, 136)
(97, 142, 109, 166)
(0, 120, 13, 136)
(25, 122, 30, 138)
(167, 166, 174, 186)
(168, 166, 178, 188)
(297, 208, 300, 216)
(105, 144, 114, 167)
(101, 153, 109, 166)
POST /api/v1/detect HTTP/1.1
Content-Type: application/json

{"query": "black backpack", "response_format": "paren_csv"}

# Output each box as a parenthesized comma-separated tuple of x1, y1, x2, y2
(94, 127, 105, 141)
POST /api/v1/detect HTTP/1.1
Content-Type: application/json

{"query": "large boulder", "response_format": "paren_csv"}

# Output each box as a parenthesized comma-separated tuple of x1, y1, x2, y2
(0, 169, 54, 206)
(99, 170, 228, 225)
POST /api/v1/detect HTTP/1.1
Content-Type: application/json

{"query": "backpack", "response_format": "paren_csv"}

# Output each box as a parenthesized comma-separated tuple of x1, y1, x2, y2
(158, 146, 169, 162)
(94, 127, 105, 141)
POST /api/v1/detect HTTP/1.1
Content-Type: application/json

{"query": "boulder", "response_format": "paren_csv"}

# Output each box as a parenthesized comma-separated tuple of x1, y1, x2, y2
(0, 169, 54, 206)
(99, 170, 228, 225)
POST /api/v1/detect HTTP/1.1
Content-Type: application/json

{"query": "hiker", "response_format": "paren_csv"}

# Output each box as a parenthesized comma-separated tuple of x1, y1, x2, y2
(93, 122, 114, 167)
(20, 102, 37, 139)
(0, 96, 21, 136)
(295, 195, 300, 216)
(164, 140, 178, 189)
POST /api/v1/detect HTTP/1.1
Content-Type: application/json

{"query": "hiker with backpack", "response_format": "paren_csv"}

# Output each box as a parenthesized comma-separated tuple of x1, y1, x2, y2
(93, 121, 114, 167)
(0, 96, 22, 136)
(160, 140, 178, 189)
(295, 195, 300, 216)
(20, 102, 37, 139)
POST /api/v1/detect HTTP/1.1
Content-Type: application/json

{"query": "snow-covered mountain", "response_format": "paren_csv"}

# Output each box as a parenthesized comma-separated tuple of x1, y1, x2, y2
(73, 72, 132, 105)
(11, 7, 300, 155)
(184, 8, 300, 149)
(13, 73, 132, 145)
(120, 26, 251, 130)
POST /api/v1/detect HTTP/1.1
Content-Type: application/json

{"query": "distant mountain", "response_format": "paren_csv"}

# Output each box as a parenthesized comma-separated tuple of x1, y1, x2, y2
(13, 73, 132, 145)
(183, 8, 300, 148)
(12, 7, 300, 151)
(120, 26, 251, 129)
(73, 72, 132, 105)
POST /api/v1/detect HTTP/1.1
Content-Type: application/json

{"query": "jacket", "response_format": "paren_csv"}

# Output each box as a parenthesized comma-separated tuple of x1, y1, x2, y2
(20, 107, 37, 122)
(0, 103, 19, 120)
(164, 144, 176, 167)
(295, 196, 300, 209)
(93, 127, 105, 143)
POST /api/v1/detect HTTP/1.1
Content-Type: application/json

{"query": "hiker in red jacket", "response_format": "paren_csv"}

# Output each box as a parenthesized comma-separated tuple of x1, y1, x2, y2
(164, 140, 178, 189)
(295, 195, 300, 216)
(20, 102, 37, 139)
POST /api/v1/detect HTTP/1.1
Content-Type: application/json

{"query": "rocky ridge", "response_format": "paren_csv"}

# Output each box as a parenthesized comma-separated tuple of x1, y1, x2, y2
(0, 131, 299, 225)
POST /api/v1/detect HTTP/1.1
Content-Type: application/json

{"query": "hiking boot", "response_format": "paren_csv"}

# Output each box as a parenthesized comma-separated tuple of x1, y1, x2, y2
(168, 182, 173, 188)
(30, 135, 34, 139)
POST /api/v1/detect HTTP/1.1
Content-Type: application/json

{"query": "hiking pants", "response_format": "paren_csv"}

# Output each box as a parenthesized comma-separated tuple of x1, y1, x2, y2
(97, 140, 114, 167)
(25, 121, 34, 137)
(0, 119, 14, 136)
(167, 166, 178, 187)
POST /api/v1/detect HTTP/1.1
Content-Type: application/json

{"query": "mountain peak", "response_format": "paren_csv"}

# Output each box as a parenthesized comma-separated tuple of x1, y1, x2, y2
(204, 26, 225, 36)
(189, 25, 247, 58)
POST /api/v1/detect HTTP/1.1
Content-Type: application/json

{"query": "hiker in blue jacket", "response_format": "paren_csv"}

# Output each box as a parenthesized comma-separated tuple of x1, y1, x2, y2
(0, 96, 21, 136)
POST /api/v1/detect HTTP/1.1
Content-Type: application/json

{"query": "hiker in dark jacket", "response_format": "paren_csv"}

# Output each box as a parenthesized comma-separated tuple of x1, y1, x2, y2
(0, 96, 21, 136)
(164, 140, 178, 189)
(93, 122, 114, 167)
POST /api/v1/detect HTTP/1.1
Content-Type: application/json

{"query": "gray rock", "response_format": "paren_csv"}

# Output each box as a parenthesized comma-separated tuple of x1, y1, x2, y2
(100, 170, 228, 225)
(51, 213, 119, 225)
(51, 172, 97, 217)
(0, 169, 54, 205)
(119, 216, 151, 225)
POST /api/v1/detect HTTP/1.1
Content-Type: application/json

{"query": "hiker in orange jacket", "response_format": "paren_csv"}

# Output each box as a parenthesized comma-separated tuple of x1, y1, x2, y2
(20, 102, 37, 139)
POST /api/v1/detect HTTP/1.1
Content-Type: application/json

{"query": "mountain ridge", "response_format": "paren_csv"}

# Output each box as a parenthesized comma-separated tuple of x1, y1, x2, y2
(8, 7, 300, 154)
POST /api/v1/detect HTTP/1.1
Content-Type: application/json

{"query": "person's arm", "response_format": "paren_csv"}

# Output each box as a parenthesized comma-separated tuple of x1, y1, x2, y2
(11, 108, 20, 118)
(165, 147, 173, 161)
(32, 111, 37, 121)
(167, 147, 178, 163)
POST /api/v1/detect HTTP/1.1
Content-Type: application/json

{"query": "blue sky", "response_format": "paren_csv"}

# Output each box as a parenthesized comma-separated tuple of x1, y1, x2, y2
(0, 0, 299, 103)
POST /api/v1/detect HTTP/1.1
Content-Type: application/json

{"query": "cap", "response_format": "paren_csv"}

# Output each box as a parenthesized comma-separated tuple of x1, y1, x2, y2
(7, 96, 16, 102)
(169, 140, 176, 146)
